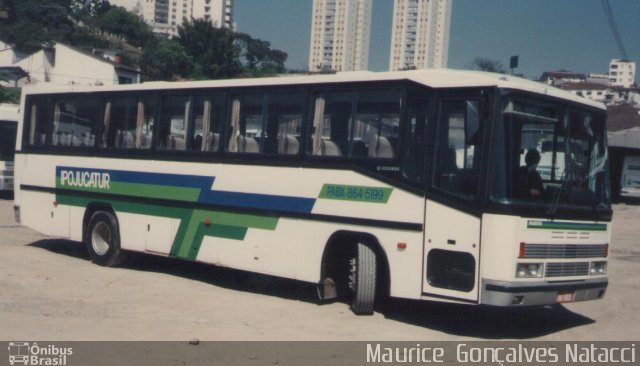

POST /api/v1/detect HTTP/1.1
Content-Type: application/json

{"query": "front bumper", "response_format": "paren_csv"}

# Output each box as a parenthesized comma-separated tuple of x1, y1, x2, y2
(481, 278, 608, 306)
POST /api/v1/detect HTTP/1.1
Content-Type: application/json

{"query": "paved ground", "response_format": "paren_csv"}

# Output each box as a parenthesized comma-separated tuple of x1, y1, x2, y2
(1, 195, 639, 341)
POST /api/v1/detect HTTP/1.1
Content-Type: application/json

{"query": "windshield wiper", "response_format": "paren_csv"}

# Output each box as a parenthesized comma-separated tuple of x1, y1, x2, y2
(546, 184, 563, 218)
(545, 167, 567, 218)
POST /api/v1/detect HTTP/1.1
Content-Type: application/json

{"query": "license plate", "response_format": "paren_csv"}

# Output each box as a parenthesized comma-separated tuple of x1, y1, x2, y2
(556, 292, 574, 303)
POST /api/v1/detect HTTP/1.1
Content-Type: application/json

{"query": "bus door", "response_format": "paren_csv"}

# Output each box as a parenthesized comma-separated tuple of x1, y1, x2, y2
(422, 99, 482, 303)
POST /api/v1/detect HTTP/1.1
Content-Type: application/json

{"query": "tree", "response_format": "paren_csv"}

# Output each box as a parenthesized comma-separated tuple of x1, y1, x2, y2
(71, 0, 110, 19)
(235, 33, 287, 76)
(94, 5, 155, 48)
(468, 57, 507, 74)
(0, 72, 20, 104)
(140, 39, 193, 81)
(177, 19, 243, 80)
(0, 0, 76, 53)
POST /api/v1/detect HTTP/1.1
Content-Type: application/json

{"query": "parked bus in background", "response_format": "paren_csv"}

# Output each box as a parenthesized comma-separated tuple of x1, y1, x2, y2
(0, 103, 18, 193)
(13, 70, 611, 315)
(620, 155, 640, 197)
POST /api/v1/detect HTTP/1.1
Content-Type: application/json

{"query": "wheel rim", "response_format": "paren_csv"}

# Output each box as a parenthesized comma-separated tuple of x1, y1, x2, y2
(91, 221, 111, 256)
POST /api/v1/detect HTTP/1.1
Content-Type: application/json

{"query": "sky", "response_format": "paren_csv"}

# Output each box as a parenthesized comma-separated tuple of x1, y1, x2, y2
(111, 0, 639, 82)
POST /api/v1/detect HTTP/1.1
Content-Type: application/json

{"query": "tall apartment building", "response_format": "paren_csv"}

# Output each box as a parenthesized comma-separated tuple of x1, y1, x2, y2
(140, 0, 234, 38)
(308, 0, 372, 72)
(609, 59, 637, 88)
(389, 0, 451, 71)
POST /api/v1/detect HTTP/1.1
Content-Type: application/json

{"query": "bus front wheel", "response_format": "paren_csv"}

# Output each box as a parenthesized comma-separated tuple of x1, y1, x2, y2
(85, 210, 126, 267)
(349, 242, 377, 315)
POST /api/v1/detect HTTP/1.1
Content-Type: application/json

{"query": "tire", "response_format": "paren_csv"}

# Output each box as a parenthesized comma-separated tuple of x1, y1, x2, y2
(349, 242, 377, 315)
(85, 210, 126, 267)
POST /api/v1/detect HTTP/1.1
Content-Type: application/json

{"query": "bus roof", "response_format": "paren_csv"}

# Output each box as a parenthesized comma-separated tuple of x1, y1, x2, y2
(0, 103, 19, 122)
(21, 68, 605, 110)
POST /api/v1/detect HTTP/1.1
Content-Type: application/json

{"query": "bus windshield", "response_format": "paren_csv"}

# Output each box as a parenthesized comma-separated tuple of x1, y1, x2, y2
(0, 120, 17, 161)
(491, 96, 610, 219)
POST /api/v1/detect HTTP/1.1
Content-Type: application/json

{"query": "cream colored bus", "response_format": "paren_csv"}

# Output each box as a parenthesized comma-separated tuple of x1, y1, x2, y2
(14, 70, 611, 314)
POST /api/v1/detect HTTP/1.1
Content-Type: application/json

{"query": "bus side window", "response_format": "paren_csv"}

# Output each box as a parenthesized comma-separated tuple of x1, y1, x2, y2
(228, 94, 263, 154)
(25, 100, 48, 146)
(159, 96, 189, 151)
(354, 89, 400, 159)
(310, 91, 352, 157)
(433, 100, 480, 199)
(310, 90, 399, 159)
(52, 99, 99, 147)
(191, 95, 223, 152)
(266, 92, 303, 155)
(103, 97, 154, 149)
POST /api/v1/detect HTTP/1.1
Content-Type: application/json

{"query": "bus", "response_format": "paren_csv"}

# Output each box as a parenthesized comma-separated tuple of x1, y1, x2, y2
(13, 69, 611, 315)
(0, 103, 18, 193)
(620, 155, 640, 197)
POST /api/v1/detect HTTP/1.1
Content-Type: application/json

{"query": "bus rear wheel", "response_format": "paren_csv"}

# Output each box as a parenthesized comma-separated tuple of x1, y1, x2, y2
(348, 242, 377, 315)
(85, 210, 126, 267)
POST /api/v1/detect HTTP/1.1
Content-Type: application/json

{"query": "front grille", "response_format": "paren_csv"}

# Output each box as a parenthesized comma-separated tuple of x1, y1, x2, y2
(545, 262, 590, 277)
(522, 244, 607, 259)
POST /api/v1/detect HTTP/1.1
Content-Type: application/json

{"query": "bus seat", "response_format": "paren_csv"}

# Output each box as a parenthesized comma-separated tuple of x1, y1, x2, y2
(376, 136, 394, 158)
(80, 132, 94, 147)
(115, 130, 122, 148)
(122, 131, 135, 148)
(140, 133, 152, 149)
(208, 132, 220, 152)
(321, 139, 342, 156)
(166, 135, 186, 150)
(166, 135, 174, 149)
(278, 134, 299, 155)
(193, 135, 203, 151)
(367, 133, 379, 157)
(237, 135, 259, 153)
(61, 133, 71, 146)
(174, 136, 186, 151)
(368, 134, 394, 158)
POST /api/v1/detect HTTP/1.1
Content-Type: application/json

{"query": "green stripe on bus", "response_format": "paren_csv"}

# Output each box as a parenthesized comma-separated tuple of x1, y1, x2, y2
(527, 220, 607, 231)
(213, 211, 278, 230)
(187, 224, 249, 259)
(319, 184, 393, 204)
(55, 194, 279, 261)
(56, 178, 201, 202)
(171, 209, 278, 259)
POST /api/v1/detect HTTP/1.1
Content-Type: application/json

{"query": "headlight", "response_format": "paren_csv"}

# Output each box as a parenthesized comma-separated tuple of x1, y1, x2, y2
(590, 261, 607, 275)
(516, 263, 544, 278)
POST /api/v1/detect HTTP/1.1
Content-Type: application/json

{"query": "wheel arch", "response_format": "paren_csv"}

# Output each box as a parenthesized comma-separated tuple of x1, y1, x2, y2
(319, 230, 391, 299)
(82, 202, 117, 241)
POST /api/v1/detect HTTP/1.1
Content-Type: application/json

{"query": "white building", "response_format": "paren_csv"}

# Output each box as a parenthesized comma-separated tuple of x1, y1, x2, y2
(389, 0, 451, 71)
(559, 82, 610, 104)
(11, 43, 139, 86)
(0, 41, 27, 66)
(308, 0, 372, 72)
(140, 0, 234, 38)
(609, 59, 636, 88)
